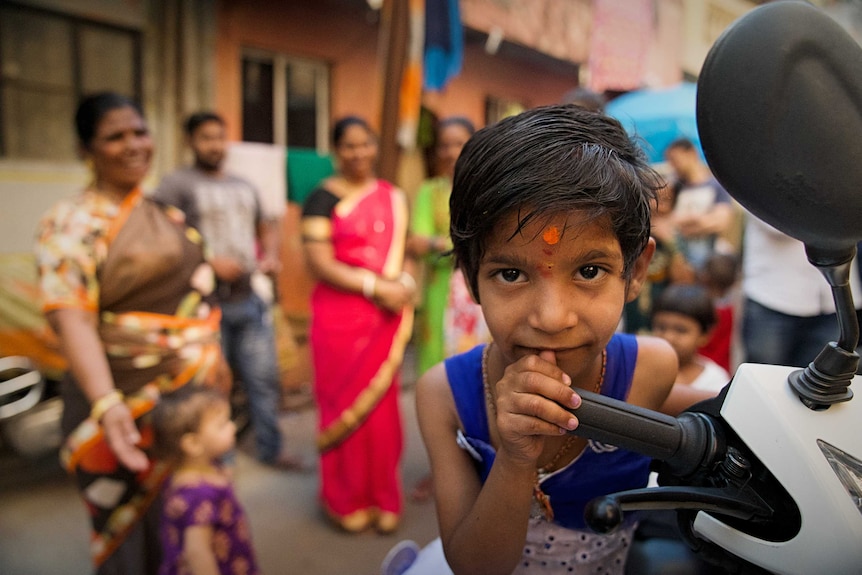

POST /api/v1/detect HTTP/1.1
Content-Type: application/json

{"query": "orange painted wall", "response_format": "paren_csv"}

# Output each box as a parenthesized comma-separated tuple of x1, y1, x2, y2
(215, 0, 384, 140)
(423, 41, 579, 127)
(214, 0, 580, 141)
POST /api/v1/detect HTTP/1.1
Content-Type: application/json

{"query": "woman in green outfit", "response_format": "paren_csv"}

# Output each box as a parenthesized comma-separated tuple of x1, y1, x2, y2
(408, 117, 475, 378)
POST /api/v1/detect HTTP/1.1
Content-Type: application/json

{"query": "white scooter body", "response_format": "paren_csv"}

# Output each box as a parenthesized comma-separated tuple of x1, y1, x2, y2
(693, 363, 862, 574)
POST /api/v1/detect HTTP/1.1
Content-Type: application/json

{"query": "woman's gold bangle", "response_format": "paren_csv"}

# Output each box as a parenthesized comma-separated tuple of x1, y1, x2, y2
(90, 390, 124, 422)
(362, 271, 377, 299)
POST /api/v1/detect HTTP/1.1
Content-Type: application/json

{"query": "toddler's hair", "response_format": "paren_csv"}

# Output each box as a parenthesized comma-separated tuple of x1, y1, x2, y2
(449, 104, 663, 301)
(150, 385, 229, 463)
(651, 284, 717, 333)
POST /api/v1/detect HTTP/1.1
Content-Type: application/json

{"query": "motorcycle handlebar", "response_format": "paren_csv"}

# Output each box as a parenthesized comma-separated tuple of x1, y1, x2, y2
(569, 388, 724, 478)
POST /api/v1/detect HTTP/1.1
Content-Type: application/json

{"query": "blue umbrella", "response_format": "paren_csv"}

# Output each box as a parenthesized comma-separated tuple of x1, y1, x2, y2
(605, 82, 702, 163)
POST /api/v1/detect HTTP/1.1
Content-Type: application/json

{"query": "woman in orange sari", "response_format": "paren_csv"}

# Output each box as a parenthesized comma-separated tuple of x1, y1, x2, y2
(301, 116, 415, 534)
(35, 92, 226, 574)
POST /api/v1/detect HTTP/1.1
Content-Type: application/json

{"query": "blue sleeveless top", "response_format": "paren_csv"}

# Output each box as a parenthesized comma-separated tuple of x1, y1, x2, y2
(444, 333, 650, 530)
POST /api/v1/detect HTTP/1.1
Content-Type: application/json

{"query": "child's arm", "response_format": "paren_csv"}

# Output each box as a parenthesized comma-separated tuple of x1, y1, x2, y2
(625, 335, 679, 411)
(416, 355, 578, 575)
(183, 525, 220, 575)
(660, 384, 720, 416)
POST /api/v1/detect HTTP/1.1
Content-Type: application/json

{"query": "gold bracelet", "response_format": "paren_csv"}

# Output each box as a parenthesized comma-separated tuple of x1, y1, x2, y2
(90, 390, 124, 422)
(362, 271, 377, 299)
(398, 271, 417, 292)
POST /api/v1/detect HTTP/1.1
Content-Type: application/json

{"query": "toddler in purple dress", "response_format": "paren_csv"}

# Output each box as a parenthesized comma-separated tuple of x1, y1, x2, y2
(152, 386, 260, 575)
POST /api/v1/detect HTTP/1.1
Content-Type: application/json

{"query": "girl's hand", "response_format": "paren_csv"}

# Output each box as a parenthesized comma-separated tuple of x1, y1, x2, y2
(490, 350, 581, 466)
(101, 403, 149, 472)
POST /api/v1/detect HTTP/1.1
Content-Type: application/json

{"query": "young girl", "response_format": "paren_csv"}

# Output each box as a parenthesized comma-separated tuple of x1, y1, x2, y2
(413, 105, 678, 575)
(651, 283, 731, 416)
(151, 386, 260, 575)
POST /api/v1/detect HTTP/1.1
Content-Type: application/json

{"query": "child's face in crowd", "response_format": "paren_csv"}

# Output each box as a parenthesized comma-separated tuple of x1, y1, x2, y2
(193, 401, 236, 460)
(476, 210, 649, 381)
(651, 311, 709, 365)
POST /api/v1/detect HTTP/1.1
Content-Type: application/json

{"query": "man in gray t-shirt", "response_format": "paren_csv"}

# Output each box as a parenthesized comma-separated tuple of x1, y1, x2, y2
(153, 112, 302, 470)
(156, 167, 263, 295)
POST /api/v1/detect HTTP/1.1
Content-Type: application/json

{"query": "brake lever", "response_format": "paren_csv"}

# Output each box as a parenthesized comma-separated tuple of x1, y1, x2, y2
(570, 389, 803, 545)
(584, 483, 773, 534)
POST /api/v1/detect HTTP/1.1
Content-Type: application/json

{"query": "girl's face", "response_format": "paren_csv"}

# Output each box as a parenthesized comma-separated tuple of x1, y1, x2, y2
(476, 210, 651, 385)
(651, 311, 710, 365)
(194, 401, 236, 460)
(335, 124, 377, 180)
(85, 106, 153, 191)
(435, 123, 472, 178)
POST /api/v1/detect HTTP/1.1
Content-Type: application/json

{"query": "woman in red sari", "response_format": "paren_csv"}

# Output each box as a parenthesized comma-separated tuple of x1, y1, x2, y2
(35, 93, 226, 574)
(301, 116, 416, 534)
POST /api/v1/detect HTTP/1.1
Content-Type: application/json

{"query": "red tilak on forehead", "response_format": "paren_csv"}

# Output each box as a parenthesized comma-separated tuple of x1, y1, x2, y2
(543, 225, 561, 245)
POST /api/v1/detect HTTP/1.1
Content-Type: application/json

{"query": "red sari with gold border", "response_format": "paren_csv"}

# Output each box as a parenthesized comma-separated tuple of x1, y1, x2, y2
(309, 179, 413, 521)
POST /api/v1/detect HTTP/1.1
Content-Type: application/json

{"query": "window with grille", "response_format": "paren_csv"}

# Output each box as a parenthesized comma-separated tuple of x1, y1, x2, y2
(241, 49, 330, 152)
(0, 4, 140, 161)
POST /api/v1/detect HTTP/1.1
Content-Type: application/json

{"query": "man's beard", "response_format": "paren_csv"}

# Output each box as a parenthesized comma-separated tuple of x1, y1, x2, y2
(196, 153, 223, 172)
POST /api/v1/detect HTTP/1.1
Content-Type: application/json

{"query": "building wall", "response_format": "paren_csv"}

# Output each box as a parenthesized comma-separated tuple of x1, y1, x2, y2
(680, 0, 755, 77)
(460, 0, 592, 64)
(213, 0, 384, 141)
(0, 0, 765, 257)
(420, 41, 579, 131)
(213, 0, 579, 141)
(644, 0, 685, 88)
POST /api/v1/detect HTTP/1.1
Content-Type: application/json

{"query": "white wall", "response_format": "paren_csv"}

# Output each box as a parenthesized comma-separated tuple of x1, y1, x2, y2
(0, 162, 87, 254)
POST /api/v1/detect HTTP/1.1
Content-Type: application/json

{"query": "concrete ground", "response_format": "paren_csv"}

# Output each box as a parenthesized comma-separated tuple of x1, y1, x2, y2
(0, 383, 441, 575)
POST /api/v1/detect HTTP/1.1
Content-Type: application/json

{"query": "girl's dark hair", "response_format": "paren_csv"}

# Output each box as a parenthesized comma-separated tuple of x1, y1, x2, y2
(450, 104, 663, 300)
(149, 385, 228, 463)
(332, 115, 374, 146)
(651, 284, 717, 333)
(75, 92, 143, 148)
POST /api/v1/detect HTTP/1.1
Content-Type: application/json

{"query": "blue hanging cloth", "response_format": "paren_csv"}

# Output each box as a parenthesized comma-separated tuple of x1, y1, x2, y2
(424, 0, 463, 91)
